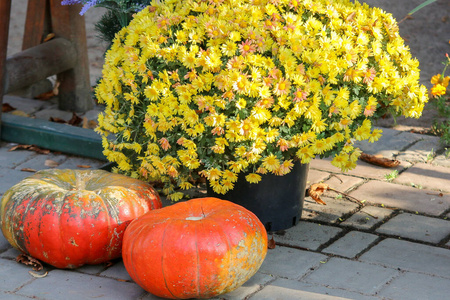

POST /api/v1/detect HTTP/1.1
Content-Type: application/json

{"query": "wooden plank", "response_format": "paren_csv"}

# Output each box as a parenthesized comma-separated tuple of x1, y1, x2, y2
(1, 114, 106, 161)
(4, 38, 77, 94)
(0, 0, 12, 139)
(22, 0, 49, 50)
(49, 1, 93, 112)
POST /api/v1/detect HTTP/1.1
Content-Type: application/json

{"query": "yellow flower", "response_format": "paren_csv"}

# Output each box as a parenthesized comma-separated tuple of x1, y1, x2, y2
(246, 173, 262, 184)
(262, 154, 281, 172)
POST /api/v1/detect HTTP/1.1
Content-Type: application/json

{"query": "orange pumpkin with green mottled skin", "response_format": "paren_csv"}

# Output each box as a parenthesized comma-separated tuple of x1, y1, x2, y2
(0, 169, 161, 269)
(122, 197, 267, 299)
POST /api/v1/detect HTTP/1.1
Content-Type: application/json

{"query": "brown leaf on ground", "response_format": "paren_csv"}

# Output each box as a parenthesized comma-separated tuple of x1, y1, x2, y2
(77, 165, 92, 169)
(10, 110, 29, 117)
(268, 236, 276, 249)
(9, 144, 50, 154)
(49, 116, 67, 123)
(21, 168, 37, 173)
(45, 159, 59, 168)
(309, 183, 329, 205)
(2, 103, 15, 112)
(16, 254, 43, 271)
(360, 153, 400, 168)
(35, 90, 56, 100)
(68, 112, 82, 126)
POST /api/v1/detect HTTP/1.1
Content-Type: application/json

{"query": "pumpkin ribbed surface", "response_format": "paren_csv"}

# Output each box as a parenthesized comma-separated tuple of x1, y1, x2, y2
(122, 197, 267, 299)
(0, 169, 161, 269)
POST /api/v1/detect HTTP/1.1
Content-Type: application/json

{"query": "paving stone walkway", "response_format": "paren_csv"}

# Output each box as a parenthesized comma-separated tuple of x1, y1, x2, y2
(0, 124, 449, 299)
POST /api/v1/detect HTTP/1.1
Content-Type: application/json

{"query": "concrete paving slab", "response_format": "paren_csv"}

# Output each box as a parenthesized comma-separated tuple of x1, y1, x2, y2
(2, 95, 52, 115)
(0, 143, 35, 168)
(311, 157, 411, 181)
(396, 135, 444, 163)
(323, 174, 365, 193)
(340, 206, 394, 230)
(0, 248, 21, 260)
(306, 169, 330, 187)
(15, 269, 146, 300)
(393, 162, 450, 192)
(100, 260, 132, 281)
(0, 258, 35, 293)
(33, 108, 75, 122)
(0, 232, 10, 252)
(259, 246, 327, 279)
(376, 213, 450, 244)
(273, 221, 343, 250)
(13, 153, 68, 172)
(302, 196, 359, 224)
(354, 128, 422, 159)
(378, 271, 450, 300)
(322, 231, 379, 258)
(359, 238, 450, 278)
(57, 156, 105, 170)
(349, 180, 450, 216)
(251, 278, 381, 300)
(214, 272, 274, 300)
(303, 257, 399, 295)
(74, 262, 109, 276)
(0, 291, 33, 299)
(0, 168, 34, 195)
(432, 153, 450, 168)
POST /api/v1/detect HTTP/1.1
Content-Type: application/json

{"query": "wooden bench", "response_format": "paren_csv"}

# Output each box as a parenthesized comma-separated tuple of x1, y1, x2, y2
(0, 0, 103, 159)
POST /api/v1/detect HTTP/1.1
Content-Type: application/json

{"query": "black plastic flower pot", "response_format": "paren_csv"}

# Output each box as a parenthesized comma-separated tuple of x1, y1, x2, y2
(207, 162, 309, 232)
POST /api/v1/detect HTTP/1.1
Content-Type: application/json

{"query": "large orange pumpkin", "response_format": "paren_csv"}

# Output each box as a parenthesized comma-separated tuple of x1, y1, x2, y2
(0, 169, 161, 269)
(122, 197, 267, 299)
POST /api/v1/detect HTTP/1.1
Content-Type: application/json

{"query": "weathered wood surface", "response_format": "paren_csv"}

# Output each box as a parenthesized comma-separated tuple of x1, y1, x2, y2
(4, 38, 77, 94)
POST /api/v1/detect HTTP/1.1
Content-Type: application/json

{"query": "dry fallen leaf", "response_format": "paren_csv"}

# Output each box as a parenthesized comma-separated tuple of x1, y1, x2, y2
(16, 254, 43, 271)
(45, 159, 60, 168)
(268, 236, 276, 249)
(21, 168, 37, 173)
(10, 110, 29, 117)
(77, 165, 92, 169)
(360, 153, 400, 168)
(35, 90, 56, 100)
(29, 270, 49, 278)
(309, 183, 329, 205)
(2, 103, 15, 112)
(9, 144, 50, 155)
(68, 112, 82, 126)
(49, 116, 67, 123)
(43, 32, 55, 42)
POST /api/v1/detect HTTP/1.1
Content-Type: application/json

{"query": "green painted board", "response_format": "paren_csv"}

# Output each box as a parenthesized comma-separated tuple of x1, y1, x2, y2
(1, 113, 106, 161)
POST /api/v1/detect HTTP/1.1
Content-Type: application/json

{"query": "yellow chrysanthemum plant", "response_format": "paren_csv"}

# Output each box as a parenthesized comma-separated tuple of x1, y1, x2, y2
(96, 0, 428, 201)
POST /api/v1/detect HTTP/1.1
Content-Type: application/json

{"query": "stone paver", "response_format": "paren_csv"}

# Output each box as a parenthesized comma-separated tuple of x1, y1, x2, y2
(215, 273, 274, 300)
(378, 272, 450, 300)
(354, 128, 422, 159)
(322, 231, 379, 258)
(273, 221, 343, 250)
(432, 153, 450, 168)
(349, 180, 450, 216)
(251, 278, 380, 300)
(13, 153, 69, 171)
(395, 135, 444, 163)
(394, 162, 450, 192)
(302, 197, 359, 223)
(0, 233, 10, 252)
(0, 258, 35, 293)
(323, 174, 364, 193)
(57, 156, 106, 170)
(0, 143, 35, 168)
(100, 261, 133, 281)
(306, 169, 331, 187)
(376, 213, 450, 243)
(15, 269, 146, 300)
(311, 157, 411, 181)
(303, 257, 399, 295)
(341, 206, 394, 230)
(359, 238, 450, 278)
(3, 95, 52, 115)
(0, 168, 33, 195)
(259, 246, 327, 279)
